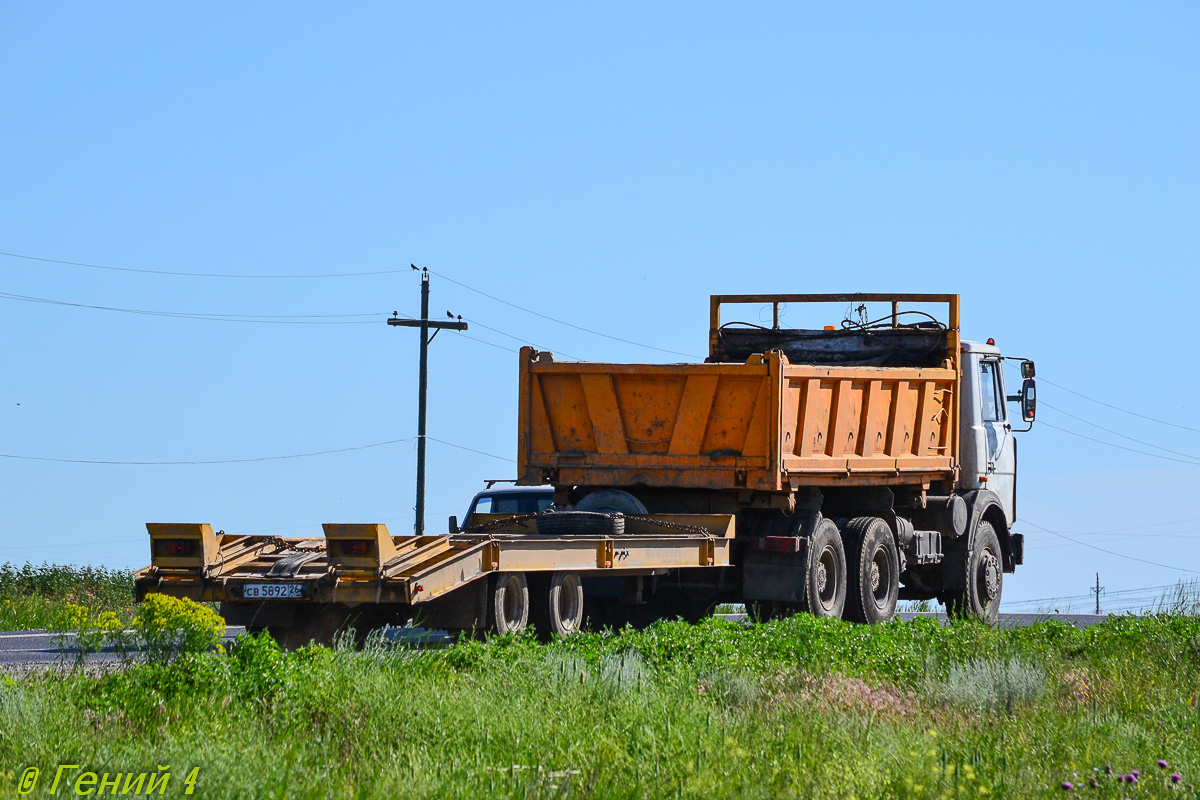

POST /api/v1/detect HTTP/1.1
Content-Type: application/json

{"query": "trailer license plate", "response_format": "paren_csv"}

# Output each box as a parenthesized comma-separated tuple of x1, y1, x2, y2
(243, 583, 303, 599)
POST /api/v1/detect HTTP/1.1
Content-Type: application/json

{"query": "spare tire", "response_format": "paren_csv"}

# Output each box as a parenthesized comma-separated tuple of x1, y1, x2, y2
(536, 510, 625, 536)
(575, 489, 648, 516)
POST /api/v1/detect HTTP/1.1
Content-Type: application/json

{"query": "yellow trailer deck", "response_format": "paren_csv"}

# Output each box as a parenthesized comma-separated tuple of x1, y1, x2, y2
(135, 514, 734, 613)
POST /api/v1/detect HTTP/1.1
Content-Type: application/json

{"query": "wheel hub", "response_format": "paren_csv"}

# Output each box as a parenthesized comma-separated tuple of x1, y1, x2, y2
(980, 553, 1001, 601)
(816, 562, 828, 594)
(869, 563, 881, 593)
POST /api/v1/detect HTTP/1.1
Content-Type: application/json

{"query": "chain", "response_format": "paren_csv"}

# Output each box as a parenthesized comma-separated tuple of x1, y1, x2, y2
(624, 515, 713, 537)
(460, 512, 711, 538)
(462, 514, 539, 534)
(264, 536, 325, 553)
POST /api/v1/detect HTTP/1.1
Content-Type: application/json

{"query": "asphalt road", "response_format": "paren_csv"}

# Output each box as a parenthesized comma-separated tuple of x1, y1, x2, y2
(0, 612, 1113, 668)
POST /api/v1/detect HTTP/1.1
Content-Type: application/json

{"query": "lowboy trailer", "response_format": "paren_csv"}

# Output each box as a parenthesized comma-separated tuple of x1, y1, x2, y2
(135, 513, 735, 647)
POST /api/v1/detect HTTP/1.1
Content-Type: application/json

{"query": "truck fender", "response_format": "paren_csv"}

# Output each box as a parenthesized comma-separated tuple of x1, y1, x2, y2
(960, 490, 1016, 573)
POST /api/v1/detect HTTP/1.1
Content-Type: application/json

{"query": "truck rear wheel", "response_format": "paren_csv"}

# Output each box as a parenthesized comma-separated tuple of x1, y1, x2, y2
(490, 572, 530, 635)
(945, 521, 1003, 625)
(798, 518, 847, 618)
(531, 571, 585, 640)
(842, 517, 899, 624)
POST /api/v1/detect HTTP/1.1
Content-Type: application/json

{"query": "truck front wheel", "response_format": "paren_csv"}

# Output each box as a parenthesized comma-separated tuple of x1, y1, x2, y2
(799, 518, 847, 618)
(843, 517, 899, 624)
(945, 521, 1003, 625)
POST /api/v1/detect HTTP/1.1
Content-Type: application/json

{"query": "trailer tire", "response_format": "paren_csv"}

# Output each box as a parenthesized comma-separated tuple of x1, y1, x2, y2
(798, 518, 847, 618)
(530, 571, 585, 641)
(945, 521, 1003, 625)
(536, 510, 624, 536)
(842, 517, 899, 625)
(489, 572, 530, 635)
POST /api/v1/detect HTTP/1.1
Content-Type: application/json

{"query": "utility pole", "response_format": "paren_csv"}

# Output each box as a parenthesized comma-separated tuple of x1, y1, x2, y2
(388, 266, 467, 535)
(1091, 572, 1104, 615)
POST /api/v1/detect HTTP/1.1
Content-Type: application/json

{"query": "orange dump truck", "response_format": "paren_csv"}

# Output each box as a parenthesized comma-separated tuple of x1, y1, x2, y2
(136, 293, 1035, 643)
(516, 293, 1035, 626)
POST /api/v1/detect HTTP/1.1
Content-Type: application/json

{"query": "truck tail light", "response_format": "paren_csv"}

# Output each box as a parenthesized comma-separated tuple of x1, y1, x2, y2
(337, 540, 371, 556)
(155, 539, 196, 557)
(759, 536, 802, 553)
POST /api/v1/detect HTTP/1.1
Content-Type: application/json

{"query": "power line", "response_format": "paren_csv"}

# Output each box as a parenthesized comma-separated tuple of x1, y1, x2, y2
(456, 332, 520, 355)
(0, 289, 384, 325)
(0, 438, 414, 465)
(1019, 518, 1200, 575)
(426, 436, 514, 463)
(1020, 517, 1200, 536)
(1004, 580, 1195, 612)
(0, 434, 513, 466)
(428, 268, 703, 359)
(1042, 377, 1200, 434)
(1041, 401, 1200, 463)
(1031, 529, 1200, 550)
(462, 316, 583, 361)
(385, 309, 527, 356)
(1039, 420, 1200, 467)
(0, 249, 409, 279)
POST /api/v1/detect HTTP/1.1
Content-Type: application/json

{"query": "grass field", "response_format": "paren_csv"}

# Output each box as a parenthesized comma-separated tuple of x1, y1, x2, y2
(1, 612, 1197, 799)
(0, 563, 134, 631)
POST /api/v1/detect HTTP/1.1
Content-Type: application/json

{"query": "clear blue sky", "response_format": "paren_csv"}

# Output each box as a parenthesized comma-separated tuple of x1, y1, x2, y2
(2, 4, 1197, 612)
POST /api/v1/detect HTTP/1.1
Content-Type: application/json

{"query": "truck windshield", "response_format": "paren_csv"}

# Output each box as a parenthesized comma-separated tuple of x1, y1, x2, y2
(472, 494, 553, 516)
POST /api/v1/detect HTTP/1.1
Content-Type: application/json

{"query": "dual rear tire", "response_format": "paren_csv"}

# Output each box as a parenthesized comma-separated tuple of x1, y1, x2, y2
(750, 516, 900, 626)
(489, 570, 585, 640)
(799, 519, 848, 618)
(842, 517, 900, 625)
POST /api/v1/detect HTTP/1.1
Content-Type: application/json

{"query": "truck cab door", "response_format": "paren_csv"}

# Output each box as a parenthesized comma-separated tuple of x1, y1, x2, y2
(978, 358, 1015, 523)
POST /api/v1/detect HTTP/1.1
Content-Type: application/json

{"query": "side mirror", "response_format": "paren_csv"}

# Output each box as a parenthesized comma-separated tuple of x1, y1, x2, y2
(1020, 360, 1036, 379)
(448, 515, 459, 533)
(1020, 378, 1036, 423)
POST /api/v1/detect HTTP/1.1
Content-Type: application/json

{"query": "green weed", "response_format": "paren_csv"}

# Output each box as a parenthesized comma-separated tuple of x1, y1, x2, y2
(1, 614, 1198, 798)
(0, 562, 134, 631)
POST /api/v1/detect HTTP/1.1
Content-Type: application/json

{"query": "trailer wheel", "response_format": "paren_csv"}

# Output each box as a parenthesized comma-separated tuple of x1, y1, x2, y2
(842, 517, 899, 624)
(798, 518, 847, 618)
(945, 521, 1003, 625)
(536, 510, 624, 536)
(531, 571, 585, 640)
(490, 572, 530, 635)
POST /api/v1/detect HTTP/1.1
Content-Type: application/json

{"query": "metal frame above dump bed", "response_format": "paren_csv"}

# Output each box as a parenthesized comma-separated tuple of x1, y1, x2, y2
(708, 293, 961, 362)
(135, 515, 735, 607)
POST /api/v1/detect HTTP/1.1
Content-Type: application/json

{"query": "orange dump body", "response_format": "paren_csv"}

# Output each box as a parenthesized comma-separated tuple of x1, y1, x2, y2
(518, 294, 961, 492)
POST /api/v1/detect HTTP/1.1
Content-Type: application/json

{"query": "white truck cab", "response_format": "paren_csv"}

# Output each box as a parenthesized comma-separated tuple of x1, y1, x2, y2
(959, 339, 1036, 529)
